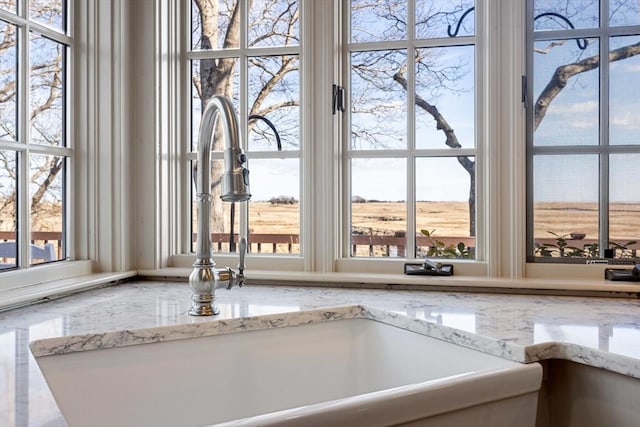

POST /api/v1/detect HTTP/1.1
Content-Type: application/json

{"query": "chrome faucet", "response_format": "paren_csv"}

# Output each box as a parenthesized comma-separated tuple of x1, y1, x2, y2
(189, 96, 250, 316)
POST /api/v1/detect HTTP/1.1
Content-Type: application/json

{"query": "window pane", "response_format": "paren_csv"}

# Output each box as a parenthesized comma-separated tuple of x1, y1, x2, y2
(350, 0, 407, 43)
(29, 0, 65, 33)
(192, 158, 301, 255)
(533, 38, 599, 147)
(248, 158, 300, 255)
(416, 157, 475, 259)
(191, 0, 238, 50)
(0, 21, 17, 141)
(191, 0, 202, 50)
(0, 0, 16, 13)
(533, 155, 599, 258)
(30, 154, 64, 264)
(416, 0, 475, 39)
(351, 49, 407, 150)
(191, 59, 239, 151)
(351, 158, 406, 257)
(249, 0, 299, 48)
(534, 0, 599, 30)
(610, 36, 640, 146)
(416, 45, 474, 149)
(247, 55, 300, 151)
(0, 150, 17, 269)
(609, 0, 640, 27)
(30, 33, 65, 147)
(610, 154, 640, 258)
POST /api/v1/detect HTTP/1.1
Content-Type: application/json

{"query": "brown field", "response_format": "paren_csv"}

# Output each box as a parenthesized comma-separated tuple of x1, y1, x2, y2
(243, 201, 640, 257)
(533, 202, 640, 241)
(3, 200, 638, 239)
(245, 201, 473, 237)
(3, 200, 639, 257)
(248, 201, 639, 240)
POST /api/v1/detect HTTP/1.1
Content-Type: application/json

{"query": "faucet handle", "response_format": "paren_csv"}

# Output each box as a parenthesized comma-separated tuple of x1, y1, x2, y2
(235, 236, 247, 287)
(238, 236, 247, 273)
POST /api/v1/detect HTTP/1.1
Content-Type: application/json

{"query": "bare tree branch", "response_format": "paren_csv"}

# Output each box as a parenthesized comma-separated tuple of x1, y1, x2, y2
(30, 156, 63, 212)
(393, 71, 475, 235)
(535, 41, 640, 129)
(30, 63, 62, 122)
(248, 56, 298, 116)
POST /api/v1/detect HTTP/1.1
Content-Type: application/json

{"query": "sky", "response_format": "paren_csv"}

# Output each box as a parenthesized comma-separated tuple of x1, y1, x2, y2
(189, 1, 640, 205)
(533, 33, 640, 203)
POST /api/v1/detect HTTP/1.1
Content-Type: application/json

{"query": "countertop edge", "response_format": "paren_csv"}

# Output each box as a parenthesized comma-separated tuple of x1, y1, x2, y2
(28, 301, 640, 380)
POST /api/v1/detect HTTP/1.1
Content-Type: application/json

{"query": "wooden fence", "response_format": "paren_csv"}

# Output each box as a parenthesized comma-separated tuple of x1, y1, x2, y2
(0, 231, 64, 259)
(205, 233, 477, 256)
(1, 231, 638, 258)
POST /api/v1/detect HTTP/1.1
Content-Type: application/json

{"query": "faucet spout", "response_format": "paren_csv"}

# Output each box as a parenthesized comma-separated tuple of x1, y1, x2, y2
(189, 96, 250, 316)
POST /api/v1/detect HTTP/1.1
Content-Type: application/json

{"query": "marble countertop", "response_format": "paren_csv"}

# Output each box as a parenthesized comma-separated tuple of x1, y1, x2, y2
(2, 280, 640, 427)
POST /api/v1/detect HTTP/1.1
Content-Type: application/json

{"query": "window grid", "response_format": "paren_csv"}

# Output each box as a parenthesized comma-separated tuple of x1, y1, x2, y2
(526, 0, 640, 262)
(0, 0, 71, 270)
(344, 1, 477, 260)
(185, 0, 302, 256)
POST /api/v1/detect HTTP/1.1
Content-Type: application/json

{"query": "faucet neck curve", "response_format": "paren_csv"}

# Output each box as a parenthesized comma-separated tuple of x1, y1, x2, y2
(196, 96, 241, 200)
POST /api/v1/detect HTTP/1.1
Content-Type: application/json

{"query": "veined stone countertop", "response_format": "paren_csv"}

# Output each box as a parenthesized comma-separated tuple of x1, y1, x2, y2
(2, 280, 640, 427)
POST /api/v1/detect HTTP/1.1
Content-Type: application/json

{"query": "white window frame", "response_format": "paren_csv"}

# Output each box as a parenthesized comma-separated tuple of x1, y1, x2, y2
(171, 0, 492, 276)
(0, 1, 74, 287)
(175, 0, 308, 273)
(0, 0, 135, 295)
(166, 0, 626, 285)
(525, 0, 640, 267)
(335, 0, 487, 276)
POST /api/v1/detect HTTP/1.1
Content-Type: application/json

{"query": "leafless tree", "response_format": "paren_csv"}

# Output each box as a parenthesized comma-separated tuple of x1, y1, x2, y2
(0, 5, 64, 232)
(2, 1, 639, 250)
(350, 0, 477, 234)
(192, 0, 299, 233)
(350, 0, 640, 239)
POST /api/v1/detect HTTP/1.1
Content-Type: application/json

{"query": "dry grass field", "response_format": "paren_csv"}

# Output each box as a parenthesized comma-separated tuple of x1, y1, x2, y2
(246, 201, 474, 237)
(533, 202, 640, 241)
(3, 200, 638, 240)
(349, 201, 472, 237)
(2, 200, 638, 257)
(244, 200, 639, 257)
(249, 201, 639, 241)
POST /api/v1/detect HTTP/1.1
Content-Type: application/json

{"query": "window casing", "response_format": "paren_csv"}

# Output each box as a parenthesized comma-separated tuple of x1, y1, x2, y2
(176, 0, 632, 281)
(180, 0, 487, 275)
(1, 0, 143, 293)
(0, 0, 71, 278)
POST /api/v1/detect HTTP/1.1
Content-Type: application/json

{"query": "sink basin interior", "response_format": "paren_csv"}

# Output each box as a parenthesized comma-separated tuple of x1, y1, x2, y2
(33, 315, 533, 427)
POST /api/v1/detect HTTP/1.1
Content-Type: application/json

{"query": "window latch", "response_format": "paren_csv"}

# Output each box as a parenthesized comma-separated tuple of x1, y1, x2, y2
(332, 84, 345, 114)
(521, 75, 528, 106)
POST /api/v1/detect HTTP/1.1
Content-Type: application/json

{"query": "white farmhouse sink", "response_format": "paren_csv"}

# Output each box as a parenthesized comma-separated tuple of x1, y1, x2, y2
(31, 308, 542, 427)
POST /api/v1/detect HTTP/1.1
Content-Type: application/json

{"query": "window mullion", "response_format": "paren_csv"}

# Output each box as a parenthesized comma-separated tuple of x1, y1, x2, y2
(181, 1, 192, 255)
(406, 0, 416, 260)
(341, 0, 351, 260)
(18, 16, 30, 267)
(239, 0, 249, 245)
(599, 0, 610, 256)
(240, 0, 248, 140)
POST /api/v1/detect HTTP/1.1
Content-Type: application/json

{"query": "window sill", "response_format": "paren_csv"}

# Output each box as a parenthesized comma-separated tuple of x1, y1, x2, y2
(139, 267, 640, 297)
(0, 263, 137, 312)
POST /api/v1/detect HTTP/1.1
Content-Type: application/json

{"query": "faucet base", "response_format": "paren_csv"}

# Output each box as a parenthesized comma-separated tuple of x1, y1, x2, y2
(188, 262, 221, 316)
(189, 292, 220, 316)
(188, 303, 220, 316)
